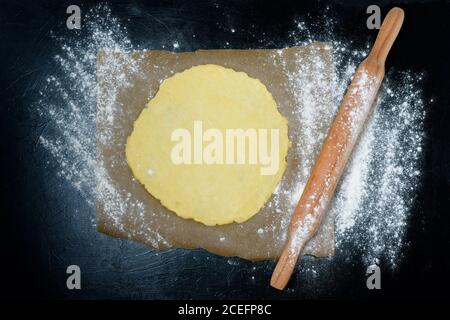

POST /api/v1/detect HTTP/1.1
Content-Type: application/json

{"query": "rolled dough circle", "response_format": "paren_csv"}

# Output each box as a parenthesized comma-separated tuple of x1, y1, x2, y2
(126, 64, 289, 226)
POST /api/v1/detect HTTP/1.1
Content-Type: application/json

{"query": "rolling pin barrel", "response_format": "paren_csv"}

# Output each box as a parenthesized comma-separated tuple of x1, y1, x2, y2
(270, 7, 405, 290)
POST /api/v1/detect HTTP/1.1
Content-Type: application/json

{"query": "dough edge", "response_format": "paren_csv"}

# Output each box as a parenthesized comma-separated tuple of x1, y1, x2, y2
(126, 64, 290, 226)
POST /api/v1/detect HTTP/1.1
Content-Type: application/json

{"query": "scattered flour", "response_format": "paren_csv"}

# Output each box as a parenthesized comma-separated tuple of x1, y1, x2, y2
(283, 21, 425, 268)
(38, 4, 425, 277)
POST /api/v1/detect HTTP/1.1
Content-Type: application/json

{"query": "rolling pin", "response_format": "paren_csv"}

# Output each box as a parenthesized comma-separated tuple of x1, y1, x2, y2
(270, 7, 405, 290)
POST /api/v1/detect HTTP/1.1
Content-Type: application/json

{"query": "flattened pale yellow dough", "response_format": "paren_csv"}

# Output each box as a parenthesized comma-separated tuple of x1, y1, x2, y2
(126, 64, 289, 226)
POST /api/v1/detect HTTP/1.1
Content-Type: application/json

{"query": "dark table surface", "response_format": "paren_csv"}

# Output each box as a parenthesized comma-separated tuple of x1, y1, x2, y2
(0, 0, 449, 299)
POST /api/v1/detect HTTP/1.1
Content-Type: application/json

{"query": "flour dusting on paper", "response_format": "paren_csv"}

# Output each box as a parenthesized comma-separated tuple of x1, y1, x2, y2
(38, 4, 425, 279)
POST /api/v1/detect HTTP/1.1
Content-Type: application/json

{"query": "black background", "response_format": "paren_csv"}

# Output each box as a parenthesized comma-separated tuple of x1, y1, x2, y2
(0, 0, 449, 300)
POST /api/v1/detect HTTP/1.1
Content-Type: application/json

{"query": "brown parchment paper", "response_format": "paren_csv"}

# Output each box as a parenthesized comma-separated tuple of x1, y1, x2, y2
(96, 42, 335, 260)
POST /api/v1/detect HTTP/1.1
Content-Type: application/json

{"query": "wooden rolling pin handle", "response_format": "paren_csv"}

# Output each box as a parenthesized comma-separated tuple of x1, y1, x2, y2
(270, 7, 404, 290)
